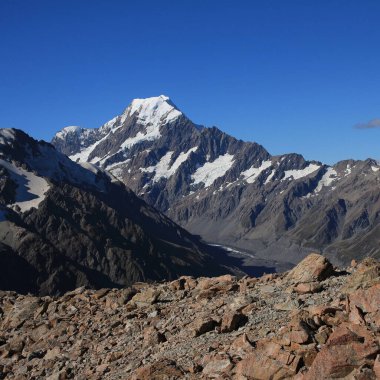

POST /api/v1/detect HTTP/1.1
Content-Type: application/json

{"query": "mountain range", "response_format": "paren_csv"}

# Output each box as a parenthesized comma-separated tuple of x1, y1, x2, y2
(52, 95, 380, 266)
(0, 128, 234, 295)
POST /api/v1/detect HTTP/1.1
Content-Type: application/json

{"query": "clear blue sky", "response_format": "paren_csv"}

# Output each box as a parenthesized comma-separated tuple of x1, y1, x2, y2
(1, 0, 379, 164)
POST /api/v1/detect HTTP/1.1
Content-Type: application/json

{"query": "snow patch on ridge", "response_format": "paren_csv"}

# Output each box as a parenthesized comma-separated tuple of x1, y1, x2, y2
(0, 159, 50, 212)
(69, 122, 122, 163)
(345, 164, 352, 176)
(241, 160, 272, 184)
(141, 147, 198, 182)
(192, 153, 235, 187)
(119, 124, 162, 150)
(282, 164, 320, 181)
(265, 170, 276, 184)
(315, 167, 337, 193)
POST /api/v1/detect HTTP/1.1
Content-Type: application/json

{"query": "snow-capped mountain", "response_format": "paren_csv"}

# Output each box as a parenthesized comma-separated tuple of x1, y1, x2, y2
(53, 95, 380, 265)
(0, 128, 232, 295)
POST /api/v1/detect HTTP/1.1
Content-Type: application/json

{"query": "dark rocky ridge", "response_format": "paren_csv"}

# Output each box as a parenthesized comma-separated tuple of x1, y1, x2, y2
(52, 95, 380, 266)
(0, 128, 236, 295)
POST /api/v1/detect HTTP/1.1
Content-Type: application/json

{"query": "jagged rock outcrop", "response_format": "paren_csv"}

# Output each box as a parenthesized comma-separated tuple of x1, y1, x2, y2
(52, 95, 380, 265)
(0, 128, 233, 295)
(0, 254, 379, 379)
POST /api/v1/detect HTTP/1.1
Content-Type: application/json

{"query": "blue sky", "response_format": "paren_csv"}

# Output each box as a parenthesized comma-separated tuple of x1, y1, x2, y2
(1, 0, 379, 164)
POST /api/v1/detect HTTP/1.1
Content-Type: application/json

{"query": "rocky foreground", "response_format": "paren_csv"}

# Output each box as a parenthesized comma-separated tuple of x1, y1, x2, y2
(1, 254, 380, 379)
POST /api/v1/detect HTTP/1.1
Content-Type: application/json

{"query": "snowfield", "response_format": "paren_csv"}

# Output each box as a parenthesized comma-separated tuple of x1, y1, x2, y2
(141, 147, 198, 182)
(192, 153, 235, 187)
(241, 160, 272, 183)
(315, 167, 338, 193)
(0, 159, 50, 212)
(282, 164, 320, 181)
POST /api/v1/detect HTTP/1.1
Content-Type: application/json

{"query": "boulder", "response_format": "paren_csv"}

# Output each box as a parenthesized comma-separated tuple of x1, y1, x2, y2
(130, 288, 160, 307)
(221, 311, 248, 333)
(191, 317, 218, 337)
(287, 253, 334, 283)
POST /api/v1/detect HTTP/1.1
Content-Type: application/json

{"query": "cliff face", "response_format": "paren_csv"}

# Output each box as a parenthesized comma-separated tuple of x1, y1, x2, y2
(1, 254, 379, 379)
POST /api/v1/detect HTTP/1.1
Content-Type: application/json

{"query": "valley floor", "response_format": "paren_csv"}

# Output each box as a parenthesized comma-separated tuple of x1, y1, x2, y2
(208, 243, 294, 276)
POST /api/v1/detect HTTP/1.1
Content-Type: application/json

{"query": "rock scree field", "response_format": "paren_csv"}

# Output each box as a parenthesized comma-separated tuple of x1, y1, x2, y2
(1, 253, 380, 379)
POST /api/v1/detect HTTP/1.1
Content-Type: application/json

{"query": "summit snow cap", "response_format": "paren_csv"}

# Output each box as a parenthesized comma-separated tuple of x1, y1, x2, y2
(123, 95, 182, 126)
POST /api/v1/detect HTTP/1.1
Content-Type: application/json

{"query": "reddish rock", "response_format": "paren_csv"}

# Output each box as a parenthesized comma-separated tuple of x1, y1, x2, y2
(256, 340, 282, 358)
(130, 359, 184, 380)
(343, 258, 380, 292)
(229, 334, 254, 357)
(307, 305, 342, 317)
(314, 326, 331, 345)
(287, 253, 334, 283)
(143, 326, 166, 346)
(202, 356, 233, 377)
(197, 275, 235, 291)
(191, 317, 218, 337)
(349, 304, 366, 325)
(349, 284, 380, 314)
(236, 351, 301, 379)
(130, 288, 160, 307)
(303, 324, 380, 379)
(374, 355, 380, 378)
(290, 328, 310, 344)
(221, 311, 248, 333)
(239, 277, 258, 292)
(365, 310, 380, 327)
(294, 282, 322, 294)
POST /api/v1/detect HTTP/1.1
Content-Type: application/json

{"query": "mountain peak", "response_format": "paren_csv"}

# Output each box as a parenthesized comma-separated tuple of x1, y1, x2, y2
(55, 126, 82, 140)
(125, 95, 182, 126)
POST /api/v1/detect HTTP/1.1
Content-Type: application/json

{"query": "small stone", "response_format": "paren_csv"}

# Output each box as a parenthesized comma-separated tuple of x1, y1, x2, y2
(143, 326, 166, 346)
(290, 328, 309, 344)
(45, 347, 61, 361)
(294, 282, 322, 294)
(96, 364, 110, 374)
(314, 326, 331, 345)
(130, 288, 160, 307)
(93, 288, 110, 300)
(28, 350, 46, 360)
